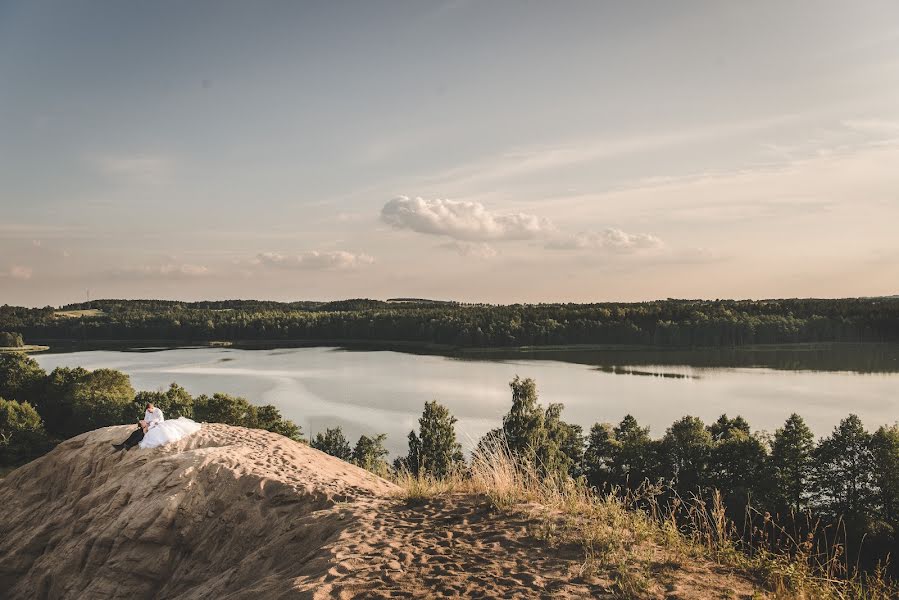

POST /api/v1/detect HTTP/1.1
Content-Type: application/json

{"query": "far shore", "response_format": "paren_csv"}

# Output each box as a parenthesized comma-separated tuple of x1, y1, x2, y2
(0, 345, 50, 354)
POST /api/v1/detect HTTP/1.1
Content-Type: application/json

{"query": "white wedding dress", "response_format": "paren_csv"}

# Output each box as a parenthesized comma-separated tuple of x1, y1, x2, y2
(139, 417, 202, 449)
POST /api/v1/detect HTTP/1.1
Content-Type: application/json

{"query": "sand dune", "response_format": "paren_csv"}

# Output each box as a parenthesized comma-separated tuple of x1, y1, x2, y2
(0, 425, 762, 599)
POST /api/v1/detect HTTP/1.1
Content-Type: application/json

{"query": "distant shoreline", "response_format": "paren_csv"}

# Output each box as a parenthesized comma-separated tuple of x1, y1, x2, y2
(0, 345, 50, 354)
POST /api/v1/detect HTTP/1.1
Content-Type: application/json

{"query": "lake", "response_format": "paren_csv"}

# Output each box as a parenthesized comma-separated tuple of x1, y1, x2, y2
(34, 344, 899, 456)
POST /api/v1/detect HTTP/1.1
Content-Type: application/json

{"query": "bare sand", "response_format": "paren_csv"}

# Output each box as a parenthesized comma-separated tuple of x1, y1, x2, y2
(0, 424, 763, 599)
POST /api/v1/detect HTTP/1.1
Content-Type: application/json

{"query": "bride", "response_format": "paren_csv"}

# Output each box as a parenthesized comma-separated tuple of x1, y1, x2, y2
(139, 402, 202, 449)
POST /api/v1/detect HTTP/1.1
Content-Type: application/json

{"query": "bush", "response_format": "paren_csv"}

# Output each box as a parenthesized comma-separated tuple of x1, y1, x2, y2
(312, 427, 353, 461)
(0, 331, 24, 347)
(0, 353, 46, 403)
(404, 400, 464, 478)
(0, 397, 50, 466)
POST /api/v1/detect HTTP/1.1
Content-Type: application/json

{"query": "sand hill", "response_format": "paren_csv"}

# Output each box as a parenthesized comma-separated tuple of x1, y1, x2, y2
(0, 425, 763, 599)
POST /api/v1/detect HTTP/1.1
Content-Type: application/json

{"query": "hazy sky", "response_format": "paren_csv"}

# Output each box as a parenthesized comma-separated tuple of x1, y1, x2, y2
(2, 1, 898, 306)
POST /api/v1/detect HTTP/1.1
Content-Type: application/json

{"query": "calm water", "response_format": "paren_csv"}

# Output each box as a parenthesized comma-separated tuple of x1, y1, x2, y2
(34, 346, 899, 456)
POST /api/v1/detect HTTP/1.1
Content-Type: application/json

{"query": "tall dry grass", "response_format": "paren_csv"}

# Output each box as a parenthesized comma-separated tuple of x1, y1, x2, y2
(393, 436, 898, 600)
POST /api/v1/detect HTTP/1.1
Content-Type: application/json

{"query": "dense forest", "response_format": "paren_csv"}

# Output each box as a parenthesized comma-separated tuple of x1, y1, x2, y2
(3, 352, 899, 583)
(2, 297, 899, 348)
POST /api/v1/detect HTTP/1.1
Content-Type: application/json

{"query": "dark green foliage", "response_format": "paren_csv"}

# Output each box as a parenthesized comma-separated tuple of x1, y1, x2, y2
(251, 404, 304, 442)
(40, 368, 135, 438)
(872, 425, 899, 533)
(558, 420, 585, 478)
(613, 415, 655, 486)
(497, 377, 577, 478)
(502, 376, 544, 460)
(353, 433, 389, 475)
(661, 416, 712, 493)
(193, 393, 255, 425)
(0, 331, 24, 347)
(708, 427, 768, 511)
(0, 398, 49, 465)
(312, 427, 353, 461)
(812, 414, 875, 524)
(135, 383, 194, 419)
(770, 413, 816, 514)
(191, 393, 303, 440)
(584, 422, 619, 489)
(405, 400, 464, 478)
(5, 298, 898, 349)
(0, 353, 46, 403)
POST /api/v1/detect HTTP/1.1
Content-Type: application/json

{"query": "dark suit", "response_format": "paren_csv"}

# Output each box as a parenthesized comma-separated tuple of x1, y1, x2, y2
(120, 426, 145, 449)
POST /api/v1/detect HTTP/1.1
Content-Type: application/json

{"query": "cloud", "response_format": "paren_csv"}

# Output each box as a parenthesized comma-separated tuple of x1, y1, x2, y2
(381, 196, 552, 241)
(91, 154, 173, 184)
(842, 119, 899, 135)
(546, 229, 664, 253)
(113, 264, 210, 279)
(255, 250, 374, 270)
(0, 266, 34, 280)
(440, 241, 498, 259)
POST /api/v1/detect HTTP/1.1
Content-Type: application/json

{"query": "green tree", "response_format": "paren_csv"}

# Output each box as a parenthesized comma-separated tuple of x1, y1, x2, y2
(813, 414, 875, 524)
(662, 416, 712, 493)
(769, 413, 816, 515)
(0, 353, 46, 403)
(708, 428, 768, 513)
(558, 421, 585, 478)
(502, 376, 544, 461)
(41, 368, 135, 437)
(353, 433, 390, 476)
(254, 404, 304, 442)
(708, 414, 751, 441)
(584, 422, 619, 489)
(193, 393, 255, 425)
(312, 427, 353, 461)
(539, 403, 576, 478)
(613, 415, 655, 487)
(405, 400, 464, 478)
(134, 383, 195, 419)
(0, 331, 24, 347)
(871, 425, 899, 533)
(0, 397, 49, 465)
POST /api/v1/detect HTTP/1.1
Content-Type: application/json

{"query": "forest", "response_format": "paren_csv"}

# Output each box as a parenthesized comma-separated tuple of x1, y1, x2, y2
(3, 351, 898, 583)
(2, 296, 899, 348)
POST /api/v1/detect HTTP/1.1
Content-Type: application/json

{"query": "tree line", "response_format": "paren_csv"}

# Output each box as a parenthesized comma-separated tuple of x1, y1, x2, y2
(2, 296, 898, 348)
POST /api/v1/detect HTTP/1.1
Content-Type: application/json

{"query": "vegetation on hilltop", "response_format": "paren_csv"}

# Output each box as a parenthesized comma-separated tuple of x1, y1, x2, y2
(2, 297, 899, 348)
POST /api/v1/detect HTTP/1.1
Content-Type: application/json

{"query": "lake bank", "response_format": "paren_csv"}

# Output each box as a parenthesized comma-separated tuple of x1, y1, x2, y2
(30, 338, 899, 373)
(32, 345, 899, 457)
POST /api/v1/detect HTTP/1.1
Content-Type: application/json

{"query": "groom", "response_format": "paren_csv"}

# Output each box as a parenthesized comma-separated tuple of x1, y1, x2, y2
(112, 402, 164, 451)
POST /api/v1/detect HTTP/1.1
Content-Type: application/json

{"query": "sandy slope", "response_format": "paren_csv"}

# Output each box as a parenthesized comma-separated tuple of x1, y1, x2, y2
(0, 425, 763, 599)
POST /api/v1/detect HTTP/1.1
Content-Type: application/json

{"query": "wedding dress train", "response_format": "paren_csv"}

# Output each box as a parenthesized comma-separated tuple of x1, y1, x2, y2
(139, 417, 202, 449)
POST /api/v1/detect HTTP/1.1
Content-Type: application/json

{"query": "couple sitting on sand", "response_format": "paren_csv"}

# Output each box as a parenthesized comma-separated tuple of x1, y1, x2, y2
(113, 402, 201, 451)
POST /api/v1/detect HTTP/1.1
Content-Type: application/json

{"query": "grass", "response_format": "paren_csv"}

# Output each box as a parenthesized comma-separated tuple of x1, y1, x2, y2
(53, 309, 105, 318)
(393, 438, 899, 600)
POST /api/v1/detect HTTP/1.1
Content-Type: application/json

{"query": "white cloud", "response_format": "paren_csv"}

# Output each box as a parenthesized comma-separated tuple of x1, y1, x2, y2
(440, 241, 498, 259)
(842, 119, 899, 135)
(381, 196, 552, 241)
(256, 250, 374, 270)
(546, 229, 664, 253)
(114, 264, 210, 279)
(91, 154, 173, 185)
(0, 266, 34, 280)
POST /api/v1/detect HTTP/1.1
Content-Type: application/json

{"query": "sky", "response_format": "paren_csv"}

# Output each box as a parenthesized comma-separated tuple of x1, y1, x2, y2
(2, 0, 898, 306)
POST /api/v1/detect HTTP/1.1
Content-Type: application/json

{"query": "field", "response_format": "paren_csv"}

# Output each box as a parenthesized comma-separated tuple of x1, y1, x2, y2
(52, 309, 105, 318)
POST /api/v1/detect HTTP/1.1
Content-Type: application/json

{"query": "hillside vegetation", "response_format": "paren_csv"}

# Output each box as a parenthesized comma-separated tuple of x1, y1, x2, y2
(2, 297, 898, 348)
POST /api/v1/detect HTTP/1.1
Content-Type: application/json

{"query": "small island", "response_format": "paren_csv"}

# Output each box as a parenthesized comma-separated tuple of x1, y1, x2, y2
(0, 331, 49, 354)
